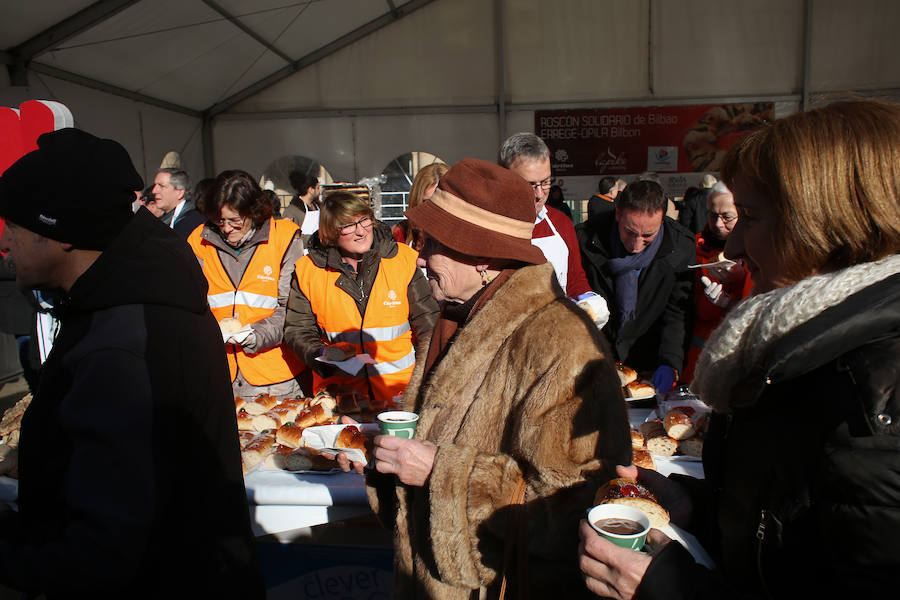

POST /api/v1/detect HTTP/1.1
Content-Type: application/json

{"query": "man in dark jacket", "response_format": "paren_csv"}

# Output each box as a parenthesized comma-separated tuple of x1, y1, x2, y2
(0, 128, 263, 599)
(576, 180, 694, 393)
(153, 167, 207, 238)
(587, 176, 619, 220)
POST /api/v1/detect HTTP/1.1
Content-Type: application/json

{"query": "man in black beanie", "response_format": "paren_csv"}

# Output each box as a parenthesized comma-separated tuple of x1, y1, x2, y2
(0, 128, 264, 599)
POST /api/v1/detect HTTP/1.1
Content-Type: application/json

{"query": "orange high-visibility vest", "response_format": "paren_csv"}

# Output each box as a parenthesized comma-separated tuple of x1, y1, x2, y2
(188, 218, 304, 385)
(294, 243, 419, 402)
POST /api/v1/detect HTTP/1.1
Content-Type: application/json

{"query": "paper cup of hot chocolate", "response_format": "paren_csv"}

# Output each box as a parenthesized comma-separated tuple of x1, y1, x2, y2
(377, 411, 419, 438)
(587, 504, 651, 550)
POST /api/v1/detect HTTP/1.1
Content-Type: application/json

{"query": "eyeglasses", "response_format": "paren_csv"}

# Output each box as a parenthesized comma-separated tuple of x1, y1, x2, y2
(528, 177, 555, 192)
(338, 216, 374, 235)
(216, 217, 245, 228)
(709, 212, 738, 225)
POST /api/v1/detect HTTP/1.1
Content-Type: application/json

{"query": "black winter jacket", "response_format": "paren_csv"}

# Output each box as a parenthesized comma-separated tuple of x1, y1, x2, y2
(0, 209, 264, 599)
(575, 211, 695, 372)
(637, 270, 900, 600)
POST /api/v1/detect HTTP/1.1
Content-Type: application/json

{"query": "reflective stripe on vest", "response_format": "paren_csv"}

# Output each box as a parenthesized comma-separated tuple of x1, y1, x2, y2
(367, 347, 416, 376)
(325, 322, 411, 344)
(207, 290, 280, 311)
(295, 242, 419, 402)
(188, 218, 304, 385)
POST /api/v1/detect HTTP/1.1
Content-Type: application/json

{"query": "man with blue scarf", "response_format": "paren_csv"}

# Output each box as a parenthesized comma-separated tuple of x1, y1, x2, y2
(575, 180, 695, 394)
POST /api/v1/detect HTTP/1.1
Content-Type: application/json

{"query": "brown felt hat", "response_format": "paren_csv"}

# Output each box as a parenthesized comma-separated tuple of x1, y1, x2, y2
(404, 157, 546, 265)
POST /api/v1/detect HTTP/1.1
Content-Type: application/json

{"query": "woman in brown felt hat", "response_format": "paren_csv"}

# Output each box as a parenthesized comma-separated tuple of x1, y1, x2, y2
(337, 157, 631, 599)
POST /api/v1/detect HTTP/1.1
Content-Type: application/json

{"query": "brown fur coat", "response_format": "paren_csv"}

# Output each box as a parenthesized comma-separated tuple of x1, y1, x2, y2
(367, 263, 631, 599)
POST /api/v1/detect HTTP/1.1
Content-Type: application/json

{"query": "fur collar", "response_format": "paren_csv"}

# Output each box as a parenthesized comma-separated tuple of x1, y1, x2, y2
(692, 253, 900, 412)
(403, 262, 560, 414)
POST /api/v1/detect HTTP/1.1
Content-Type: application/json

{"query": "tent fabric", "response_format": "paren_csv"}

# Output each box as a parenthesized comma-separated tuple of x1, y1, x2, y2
(2, 0, 899, 186)
(4, 0, 899, 116)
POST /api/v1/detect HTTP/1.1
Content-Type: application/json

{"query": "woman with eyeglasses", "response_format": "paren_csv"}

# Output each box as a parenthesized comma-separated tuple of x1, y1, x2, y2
(681, 180, 754, 382)
(284, 191, 439, 403)
(188, 169, 306, 400)
(578, 99, 900, 600)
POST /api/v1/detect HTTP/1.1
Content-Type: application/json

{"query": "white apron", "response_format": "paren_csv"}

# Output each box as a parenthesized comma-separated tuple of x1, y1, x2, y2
(531, 207, 569, 292)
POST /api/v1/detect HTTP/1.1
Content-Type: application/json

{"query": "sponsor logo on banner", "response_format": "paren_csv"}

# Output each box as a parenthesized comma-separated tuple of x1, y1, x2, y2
(551, 148, 573, 170)
(595, 147, 627, 173)
(383, 289, 402, 307)
(647, 146, 678, 172)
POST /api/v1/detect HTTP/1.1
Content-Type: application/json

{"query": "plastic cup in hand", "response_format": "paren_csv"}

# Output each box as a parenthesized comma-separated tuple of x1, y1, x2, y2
(377, 411, 419, 438)
(587, 504, 651, 551)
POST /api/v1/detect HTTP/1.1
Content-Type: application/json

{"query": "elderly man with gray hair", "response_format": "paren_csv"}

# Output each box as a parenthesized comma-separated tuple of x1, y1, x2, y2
(152, 167, 206, 238)
(498, 132, 595, 300)
(681, 180, 753, 381)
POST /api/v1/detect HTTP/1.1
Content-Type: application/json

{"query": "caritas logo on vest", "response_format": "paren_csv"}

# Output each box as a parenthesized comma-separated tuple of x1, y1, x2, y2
(256, 265, 276, 282)
(383, 290, 402, 307)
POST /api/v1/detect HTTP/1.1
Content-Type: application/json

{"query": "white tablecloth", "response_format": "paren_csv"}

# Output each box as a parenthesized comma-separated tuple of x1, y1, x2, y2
(244, 469, 367, 506)
(244, 469, 369, 537)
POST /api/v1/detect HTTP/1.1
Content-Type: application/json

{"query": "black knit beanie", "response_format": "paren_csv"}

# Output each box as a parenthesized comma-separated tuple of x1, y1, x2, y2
(0, 128, 143, 250)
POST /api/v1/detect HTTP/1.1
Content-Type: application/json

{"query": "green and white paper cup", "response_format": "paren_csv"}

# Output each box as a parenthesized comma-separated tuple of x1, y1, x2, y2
(377, 411, 419, 438)
(587, 504, 651, 551)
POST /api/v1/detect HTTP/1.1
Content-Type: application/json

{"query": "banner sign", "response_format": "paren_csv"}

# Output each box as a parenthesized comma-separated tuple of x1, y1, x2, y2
(535, 103, 774, 176)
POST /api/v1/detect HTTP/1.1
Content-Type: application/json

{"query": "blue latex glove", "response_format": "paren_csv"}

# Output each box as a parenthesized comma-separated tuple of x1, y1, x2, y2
(652, 365, 676, 394)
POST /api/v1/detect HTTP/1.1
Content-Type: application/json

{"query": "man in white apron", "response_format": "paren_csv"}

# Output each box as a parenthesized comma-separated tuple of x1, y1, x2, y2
(499, 132, 597, 301)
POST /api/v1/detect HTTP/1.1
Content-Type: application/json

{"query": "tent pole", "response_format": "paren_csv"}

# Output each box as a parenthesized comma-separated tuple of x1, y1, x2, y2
(802, 0, 813, 111)
(495, 0, 506, 144)
(648, 0, 655, 97)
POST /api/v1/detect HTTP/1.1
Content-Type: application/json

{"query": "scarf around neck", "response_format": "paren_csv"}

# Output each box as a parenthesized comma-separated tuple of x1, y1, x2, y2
(691, 253, 900, 412)
(607, 223, 664, 330)
(422, 269, 515, 377)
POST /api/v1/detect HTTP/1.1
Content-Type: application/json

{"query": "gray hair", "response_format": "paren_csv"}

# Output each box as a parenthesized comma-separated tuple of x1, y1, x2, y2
(158, 168, 191, 200)
(498, 132, 549, 168)
(708, 180, 731, 200)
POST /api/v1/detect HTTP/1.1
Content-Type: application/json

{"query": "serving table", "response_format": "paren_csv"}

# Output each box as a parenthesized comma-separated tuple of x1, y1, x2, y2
(0, 406, 706, 597)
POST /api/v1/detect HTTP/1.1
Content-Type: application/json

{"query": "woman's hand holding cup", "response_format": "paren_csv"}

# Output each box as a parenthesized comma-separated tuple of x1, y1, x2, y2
(373, 436, 437, 487)
(578, 518, 657, 599)
(371, 410, 434, 486)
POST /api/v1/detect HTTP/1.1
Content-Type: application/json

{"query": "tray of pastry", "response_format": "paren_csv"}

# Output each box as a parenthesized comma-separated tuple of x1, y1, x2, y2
(235, 390, 387, 474)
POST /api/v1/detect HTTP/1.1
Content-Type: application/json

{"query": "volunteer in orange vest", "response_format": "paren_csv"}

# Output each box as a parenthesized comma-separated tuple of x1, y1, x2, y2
(284, 191, 439, 403)
(682, 181, 754, 382)
(188, 169, 305, 399)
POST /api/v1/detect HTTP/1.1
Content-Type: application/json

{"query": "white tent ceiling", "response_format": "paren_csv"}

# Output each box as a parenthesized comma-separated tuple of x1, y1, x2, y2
(2, 0, 899, 191)
(1, 0, 434, 116)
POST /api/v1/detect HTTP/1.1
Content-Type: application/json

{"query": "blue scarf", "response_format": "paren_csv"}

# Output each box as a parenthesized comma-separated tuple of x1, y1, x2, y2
(607, 223, 664, 332)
